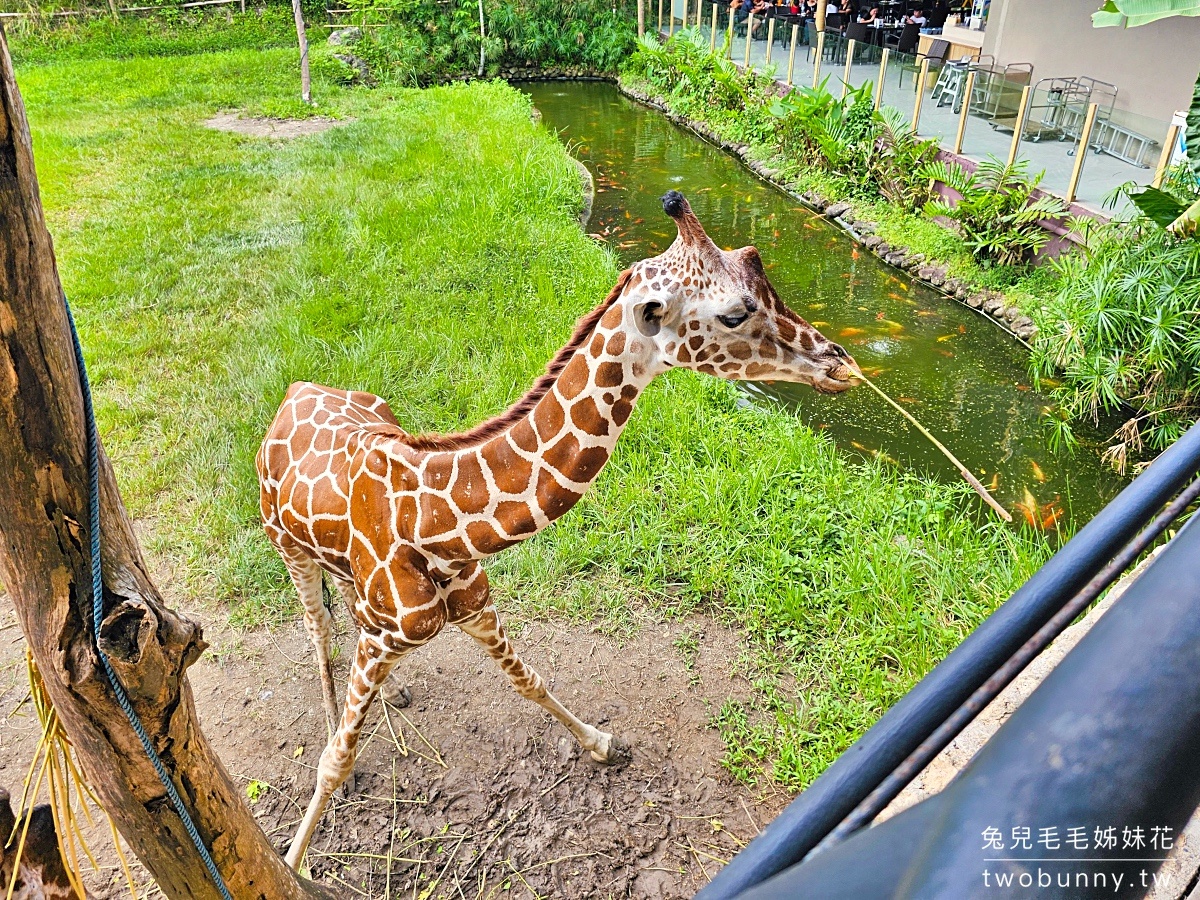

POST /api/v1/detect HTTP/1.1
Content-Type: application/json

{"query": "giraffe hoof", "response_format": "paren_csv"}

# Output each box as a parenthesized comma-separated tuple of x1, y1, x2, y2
(382, 682, 413, 709)
(590, 735, 631, 767)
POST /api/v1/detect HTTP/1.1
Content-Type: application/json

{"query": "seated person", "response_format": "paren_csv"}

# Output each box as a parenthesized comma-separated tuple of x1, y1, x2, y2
(838, 0, 855, 15)
(732, 0, 751, 22)
(906, 7, 927, 26)
(924, 0, 949, 31)
(857, 4, 879, 22)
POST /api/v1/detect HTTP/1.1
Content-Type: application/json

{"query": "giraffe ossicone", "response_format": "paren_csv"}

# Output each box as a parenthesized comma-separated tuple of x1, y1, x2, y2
(258, 190, 860, 869)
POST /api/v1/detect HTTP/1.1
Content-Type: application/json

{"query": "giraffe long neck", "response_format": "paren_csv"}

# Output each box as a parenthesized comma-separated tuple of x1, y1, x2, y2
(411, 304, 655, 562)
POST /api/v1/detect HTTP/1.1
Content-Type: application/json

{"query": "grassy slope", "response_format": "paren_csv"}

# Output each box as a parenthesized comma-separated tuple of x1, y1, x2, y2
(25, 46, 1051, 787)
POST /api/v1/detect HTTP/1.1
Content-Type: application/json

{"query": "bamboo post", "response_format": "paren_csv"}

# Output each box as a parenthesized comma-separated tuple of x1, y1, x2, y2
(787, 23, 798, 85)
(1004, 84, 1031, 167)
(697, 0, 704, 28)
(727, 9, 734, 56)
(638, 0, 645, 38)
(1066, 102, 1099, 204)
(766, 16, 775, 65)
(658, 0, 663, 32)
(744, 12, 754, 67)
(841, 38, 854, 98)
(952, 69, 975, 154)
(711, 3, 718, 50)
(812, 31, 824, 86)
(911, 56, 928, 130)
(1153, 123, 1181, 189)
(874, 47, 888, 109)
(858, 379, 1012, 522)
(681, 0, 688, 31)
(669, 0, 676, 35)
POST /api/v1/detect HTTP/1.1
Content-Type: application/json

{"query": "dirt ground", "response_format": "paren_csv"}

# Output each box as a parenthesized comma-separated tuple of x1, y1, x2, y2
(204, 113, 347, 138)
(0, 585, 789, 899)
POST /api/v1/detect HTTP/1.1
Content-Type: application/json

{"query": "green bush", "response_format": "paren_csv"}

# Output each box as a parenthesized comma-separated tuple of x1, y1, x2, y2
(624, 30, 779, 145)
(919, 157, 1068, 268)
(1030, 168, 1200, 466)
(769, 78, 940, 212)
(341, 0, 637, 84)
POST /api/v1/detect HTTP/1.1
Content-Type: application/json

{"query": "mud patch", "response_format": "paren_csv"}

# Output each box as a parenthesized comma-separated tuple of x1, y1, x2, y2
(0, 593, 789, 898)
(204, 112, 347, 138)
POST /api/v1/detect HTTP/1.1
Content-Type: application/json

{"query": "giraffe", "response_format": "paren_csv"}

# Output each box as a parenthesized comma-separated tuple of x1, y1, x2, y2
(257, 191, 861, 868)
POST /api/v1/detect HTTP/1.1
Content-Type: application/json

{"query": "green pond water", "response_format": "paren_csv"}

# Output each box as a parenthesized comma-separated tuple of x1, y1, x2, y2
(522, 81, 1127, 527)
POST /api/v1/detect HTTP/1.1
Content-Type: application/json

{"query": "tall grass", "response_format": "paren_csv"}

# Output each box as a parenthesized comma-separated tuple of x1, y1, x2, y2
(24, 46, 1052, 787)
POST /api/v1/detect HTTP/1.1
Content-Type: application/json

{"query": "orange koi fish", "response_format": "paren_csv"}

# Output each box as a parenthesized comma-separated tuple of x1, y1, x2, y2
(1030, 460, 1047, 483)
(839, 327, 866, 337)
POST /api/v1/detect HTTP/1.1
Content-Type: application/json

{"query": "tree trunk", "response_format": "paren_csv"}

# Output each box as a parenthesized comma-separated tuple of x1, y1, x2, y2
(291, 0, 311, 104)
(0, 27, 330, 900)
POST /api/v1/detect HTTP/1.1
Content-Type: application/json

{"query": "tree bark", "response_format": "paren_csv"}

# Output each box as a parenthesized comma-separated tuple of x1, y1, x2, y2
(0, 27, 330, 900)
(291, 0, 311, 104)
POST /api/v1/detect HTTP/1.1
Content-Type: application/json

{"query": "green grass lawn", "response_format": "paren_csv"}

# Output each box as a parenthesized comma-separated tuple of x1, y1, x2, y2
(22, 41, 1053, 788)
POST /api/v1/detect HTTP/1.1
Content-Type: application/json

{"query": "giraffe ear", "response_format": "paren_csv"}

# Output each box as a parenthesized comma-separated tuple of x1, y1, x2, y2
(633, 299, 663, 337)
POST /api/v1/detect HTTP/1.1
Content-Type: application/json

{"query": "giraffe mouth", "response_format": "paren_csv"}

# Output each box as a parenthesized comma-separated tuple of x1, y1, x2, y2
(817, 361, 863, 393)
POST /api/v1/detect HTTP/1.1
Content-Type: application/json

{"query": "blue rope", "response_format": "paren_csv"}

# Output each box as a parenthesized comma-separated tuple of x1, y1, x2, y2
(64, 296, 234, 900)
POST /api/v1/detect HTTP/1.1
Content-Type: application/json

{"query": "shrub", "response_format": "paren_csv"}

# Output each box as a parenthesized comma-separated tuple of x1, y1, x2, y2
(918, 157, 1068, 268)
(1030, 167, 1200, 467)
(623, 30, 779, 146)
(344, 0, 637, 83)
(768, 79, 940, 212)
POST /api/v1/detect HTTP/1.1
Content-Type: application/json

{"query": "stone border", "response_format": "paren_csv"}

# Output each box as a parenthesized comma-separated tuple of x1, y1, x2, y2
(616, 81, 1038, 345)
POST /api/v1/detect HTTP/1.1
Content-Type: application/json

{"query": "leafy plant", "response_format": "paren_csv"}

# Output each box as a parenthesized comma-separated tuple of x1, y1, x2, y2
(341, 0, 637, 83)
(1030, 169, 1200, 467)
(919, 157, 1068, 267)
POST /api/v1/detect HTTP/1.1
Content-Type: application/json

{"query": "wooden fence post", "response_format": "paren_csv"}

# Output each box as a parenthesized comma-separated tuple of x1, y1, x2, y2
(787, 23, 798, 85)
(1066, 102, 1099, 204)
(952, 69, 975, 154)
(874, 47, 888, 109)
(1004, 84, 1031, 167)
(1153, 123, 1181, 189)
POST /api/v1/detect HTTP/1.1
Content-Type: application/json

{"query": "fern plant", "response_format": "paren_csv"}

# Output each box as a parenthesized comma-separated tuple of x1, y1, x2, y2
(919, 157, 1068, 267)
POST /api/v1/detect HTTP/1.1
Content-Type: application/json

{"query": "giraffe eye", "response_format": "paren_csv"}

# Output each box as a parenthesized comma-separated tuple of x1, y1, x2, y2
(717, 312, 749, 329)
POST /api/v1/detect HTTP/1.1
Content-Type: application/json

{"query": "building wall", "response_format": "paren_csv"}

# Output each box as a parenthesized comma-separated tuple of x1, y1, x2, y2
(982, 0, 1199, 126)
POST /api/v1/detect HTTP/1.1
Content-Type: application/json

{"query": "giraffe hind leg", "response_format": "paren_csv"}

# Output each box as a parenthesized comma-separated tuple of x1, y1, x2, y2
(457, 604, 631, 766)
(272, 537, 341, 741)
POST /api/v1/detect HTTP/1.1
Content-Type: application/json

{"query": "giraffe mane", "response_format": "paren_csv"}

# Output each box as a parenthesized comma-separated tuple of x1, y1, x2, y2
(400, 268, 634, 452)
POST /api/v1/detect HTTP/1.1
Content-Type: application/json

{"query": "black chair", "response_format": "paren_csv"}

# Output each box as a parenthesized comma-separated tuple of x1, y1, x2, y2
(843, 20, 873, 62)
(898, 37, 950, 89)
(885, 21, 919, 54)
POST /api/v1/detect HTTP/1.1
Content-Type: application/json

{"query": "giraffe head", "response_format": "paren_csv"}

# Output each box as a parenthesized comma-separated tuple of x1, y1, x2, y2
(625, 191, 861, 394)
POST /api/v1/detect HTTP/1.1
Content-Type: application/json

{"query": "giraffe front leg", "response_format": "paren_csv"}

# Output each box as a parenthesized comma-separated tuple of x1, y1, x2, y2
(285, 631, 412, 869)
(331, 573, 413, 708)
(457, 605, 631, 766)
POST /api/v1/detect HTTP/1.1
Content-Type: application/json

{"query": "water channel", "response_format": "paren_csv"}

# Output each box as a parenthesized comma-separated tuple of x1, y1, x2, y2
(523, 81, 1127, 526)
